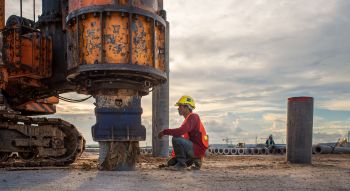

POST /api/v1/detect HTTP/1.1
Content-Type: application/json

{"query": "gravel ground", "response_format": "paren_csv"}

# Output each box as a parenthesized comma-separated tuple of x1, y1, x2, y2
(0, 152, 349, 191)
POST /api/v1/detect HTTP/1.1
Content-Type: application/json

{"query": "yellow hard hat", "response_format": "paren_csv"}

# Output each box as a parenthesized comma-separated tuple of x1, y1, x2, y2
(175, 95, 195, 109)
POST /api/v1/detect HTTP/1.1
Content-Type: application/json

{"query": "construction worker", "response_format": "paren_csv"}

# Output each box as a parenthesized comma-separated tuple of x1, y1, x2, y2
(266, 134, 275, 150)
(158, 95, 209, 170)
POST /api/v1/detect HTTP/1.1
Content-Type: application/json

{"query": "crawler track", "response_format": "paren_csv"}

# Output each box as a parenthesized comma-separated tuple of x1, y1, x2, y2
(0, 113, 85, 167)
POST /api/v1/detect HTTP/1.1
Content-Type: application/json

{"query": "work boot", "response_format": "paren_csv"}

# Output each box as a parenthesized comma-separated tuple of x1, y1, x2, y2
(159, 157, 177, 168)
(185, 159, 193, 167)
(166, 162, 187, 171)
(167, 157, 177, 166)
(191, 158, 202, 170)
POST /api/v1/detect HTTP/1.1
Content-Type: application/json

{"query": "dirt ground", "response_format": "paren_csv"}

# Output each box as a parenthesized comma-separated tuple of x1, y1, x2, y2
(0, 152, 350, 191)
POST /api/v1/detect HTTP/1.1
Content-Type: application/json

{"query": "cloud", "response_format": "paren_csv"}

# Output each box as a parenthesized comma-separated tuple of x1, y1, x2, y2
(319, 100, 350, 111)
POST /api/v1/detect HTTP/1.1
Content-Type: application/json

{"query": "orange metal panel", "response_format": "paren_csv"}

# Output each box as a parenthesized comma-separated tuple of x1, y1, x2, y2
(155, 23, 165, 71)
(44, 96, 59, 104)
(0, 66, 8, 89)
(80, 14, 102, 65)
(20, 37, 35, 72)
(132, 16, 153, 66)
(104, 12, 129, 64)
(3, 28, 52, 79)
(19, 34, 52, 79)
(69, 0, 114, 13)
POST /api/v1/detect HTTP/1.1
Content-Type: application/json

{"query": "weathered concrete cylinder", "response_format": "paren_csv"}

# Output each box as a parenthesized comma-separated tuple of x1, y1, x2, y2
(152, 22, 169, 157)
(287, 97, 314, 164)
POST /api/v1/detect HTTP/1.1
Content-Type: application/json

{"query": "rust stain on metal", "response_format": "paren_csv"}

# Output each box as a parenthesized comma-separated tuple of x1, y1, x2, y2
(81, 16, 102, 64)
(104, 13, 129, 63)
(3, 27, 52, 79)
(132, 16, 152, 66)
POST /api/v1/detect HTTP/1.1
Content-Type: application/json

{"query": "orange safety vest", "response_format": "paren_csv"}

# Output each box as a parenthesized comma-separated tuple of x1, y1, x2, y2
(170, 113, 209, 157)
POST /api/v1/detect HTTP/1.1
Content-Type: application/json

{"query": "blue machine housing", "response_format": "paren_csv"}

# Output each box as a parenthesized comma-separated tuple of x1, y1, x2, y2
(92, 98, 146, 141)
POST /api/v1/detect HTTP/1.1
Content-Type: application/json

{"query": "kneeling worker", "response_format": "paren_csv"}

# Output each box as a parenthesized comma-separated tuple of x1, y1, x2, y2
(158, 95, 209, 170)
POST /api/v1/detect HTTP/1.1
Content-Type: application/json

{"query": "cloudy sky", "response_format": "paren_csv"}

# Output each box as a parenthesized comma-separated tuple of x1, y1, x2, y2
(6, 0, 350, 146)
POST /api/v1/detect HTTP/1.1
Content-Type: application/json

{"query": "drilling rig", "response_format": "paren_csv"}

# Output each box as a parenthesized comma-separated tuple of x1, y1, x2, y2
(0, 0, 169, 171)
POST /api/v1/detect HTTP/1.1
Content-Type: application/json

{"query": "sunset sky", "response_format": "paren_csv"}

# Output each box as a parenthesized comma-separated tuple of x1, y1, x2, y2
(6, 0, 350, 146)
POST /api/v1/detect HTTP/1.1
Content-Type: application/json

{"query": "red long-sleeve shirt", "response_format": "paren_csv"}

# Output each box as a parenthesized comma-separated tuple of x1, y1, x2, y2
(163, 113, 207, 157)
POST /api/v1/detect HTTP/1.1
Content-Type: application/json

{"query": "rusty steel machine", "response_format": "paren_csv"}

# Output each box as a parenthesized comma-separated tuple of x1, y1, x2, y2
(0, 0, 169, 170)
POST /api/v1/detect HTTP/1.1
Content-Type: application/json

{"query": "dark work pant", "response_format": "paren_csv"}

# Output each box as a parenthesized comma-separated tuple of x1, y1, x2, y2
(172, 137, 195, 165)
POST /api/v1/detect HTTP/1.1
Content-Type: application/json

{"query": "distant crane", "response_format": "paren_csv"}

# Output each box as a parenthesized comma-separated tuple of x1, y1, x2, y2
(222, 137, 235, 145)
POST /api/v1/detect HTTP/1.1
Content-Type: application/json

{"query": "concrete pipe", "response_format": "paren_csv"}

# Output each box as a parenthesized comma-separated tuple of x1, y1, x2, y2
(314, 145, 333, 154)
(147, 148, 153, 154)
(287, 97, 314, 164)
(266, 148, 272, 155)
(223, 148, 230, 155)
(312, 145, 317, 154)
(139, 148, 144, 155)
(282, 147, 287, 155)
(333, 147, 350, 154)
(253, 148, 260, 155)
(238, 148, 245, 155)
(244, 148, 251, 155)
(276, 147, 284, 155)
(214, 148, 219, 154)
(231, 148, 238, 155)
(260, 148, 266, 155)
(218, 148, 225, 155)
(276, 148, 282, 154)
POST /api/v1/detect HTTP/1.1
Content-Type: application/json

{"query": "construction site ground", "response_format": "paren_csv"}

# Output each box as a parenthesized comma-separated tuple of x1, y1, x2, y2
(1, 152, 349, 191)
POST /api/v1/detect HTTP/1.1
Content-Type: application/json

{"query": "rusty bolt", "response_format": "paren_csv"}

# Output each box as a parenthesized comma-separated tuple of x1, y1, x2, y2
(81, 15, 86, 20)
(144, 81, 152, 88)
(115, 99, 123, 107)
